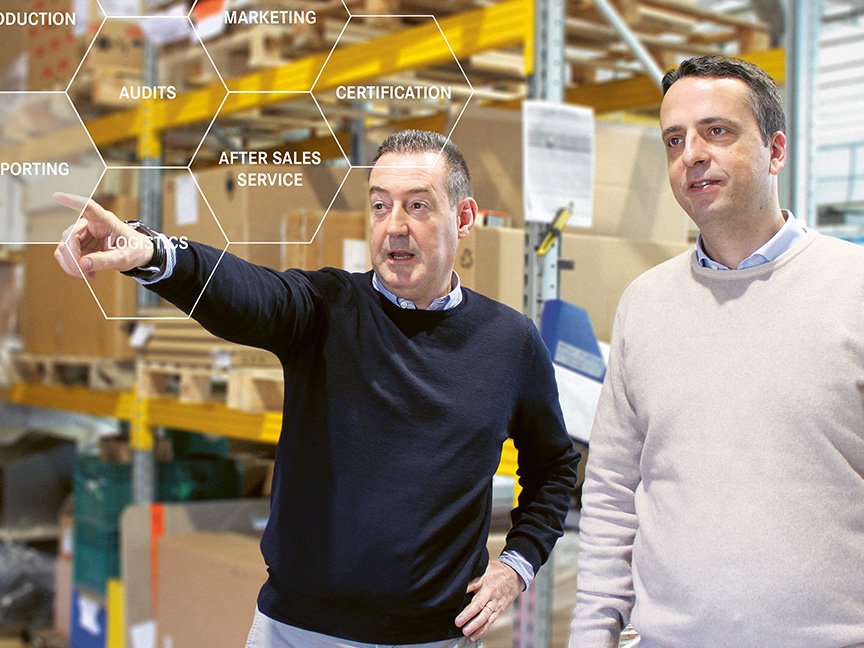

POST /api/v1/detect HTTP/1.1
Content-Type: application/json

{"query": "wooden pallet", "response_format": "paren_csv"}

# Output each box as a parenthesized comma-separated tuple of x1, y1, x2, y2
(133, 311, 279, 369)
(134, 310, 282, 410)
(137, 362, 284, 412)
(227, 367, 284, 413)
(136, 360, 228, 404)
(12, 354, 135, 392)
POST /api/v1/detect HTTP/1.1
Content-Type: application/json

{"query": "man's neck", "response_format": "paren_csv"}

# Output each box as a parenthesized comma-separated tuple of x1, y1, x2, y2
(700, 208, 786, 270)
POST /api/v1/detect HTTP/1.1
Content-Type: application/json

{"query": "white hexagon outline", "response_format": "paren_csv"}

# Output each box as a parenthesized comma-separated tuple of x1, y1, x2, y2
(10, 2, 478, 321)
(68, 14, 230, 169)
(310, 12, 475, 170)
(0, 91, 107, 246)
(190, 90, 350, 247)
(187, 0, 350, 93)
(58, 166, 231, 321)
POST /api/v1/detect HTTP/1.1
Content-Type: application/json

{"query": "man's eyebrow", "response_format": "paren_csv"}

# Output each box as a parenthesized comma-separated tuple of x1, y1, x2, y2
(369, 186, 433, 195)
(662, 116, 739, 138)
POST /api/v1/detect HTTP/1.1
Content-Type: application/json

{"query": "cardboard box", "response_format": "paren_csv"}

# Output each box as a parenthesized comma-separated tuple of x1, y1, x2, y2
(559, 233, 690, 342)
(156, 532, 265, 648)
(20, 201, 137, 358)
(457, 225, 525, 312)
(54, 555, 73, 636)
(0, 0, 28, 90)
(449, 107, 692, 242)
(121, 499, 271, 642)
(25, 0, 101, 90)
(162, 167, 369, 271)
(85, 19, 145, 74)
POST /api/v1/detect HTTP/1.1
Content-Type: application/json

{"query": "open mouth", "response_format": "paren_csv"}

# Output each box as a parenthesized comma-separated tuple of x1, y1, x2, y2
(690, 179, 720, 190)
(388, 252, 415, 261)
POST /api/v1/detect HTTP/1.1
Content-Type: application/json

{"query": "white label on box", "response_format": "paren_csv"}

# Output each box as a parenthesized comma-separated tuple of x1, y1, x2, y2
(61, 526, 73, 556)
(77, 594, 102, 634)
(100, 0, 142, 15)
(129, 323, 155, 349)
(131, 620, 156, 648)
(523, 100, 594, 226)
(212, 348, 232, 370)
(174, 174, 199, 226)
(342, 239, 367, 273)
(138, 7, 194, 45)
(554, 340, 605, 381)
(73, 0, 90, 36)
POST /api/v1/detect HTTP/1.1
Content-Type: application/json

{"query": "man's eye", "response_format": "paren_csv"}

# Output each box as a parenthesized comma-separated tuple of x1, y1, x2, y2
(667, 137, 681, 148)
(710, 127, 725, 136)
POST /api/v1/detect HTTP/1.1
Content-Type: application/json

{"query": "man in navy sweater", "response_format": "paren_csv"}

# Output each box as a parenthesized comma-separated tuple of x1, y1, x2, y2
(54, 130, 579, 647)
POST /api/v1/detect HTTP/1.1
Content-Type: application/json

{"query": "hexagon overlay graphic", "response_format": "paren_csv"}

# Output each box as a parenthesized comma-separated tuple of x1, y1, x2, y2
(312, 15, 473, 166)
(0, 93, 104, 246)
(73, 167, 228, 320)
(68, 15, 227, 167)
(191, 92, 350, 262)
(190, 0, 345, 92)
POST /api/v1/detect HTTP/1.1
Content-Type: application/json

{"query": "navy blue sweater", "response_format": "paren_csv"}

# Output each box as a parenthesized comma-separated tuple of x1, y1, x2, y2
(149, 242, 579, 643)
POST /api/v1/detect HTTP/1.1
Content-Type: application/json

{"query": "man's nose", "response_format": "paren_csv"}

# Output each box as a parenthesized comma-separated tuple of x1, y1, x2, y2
(385, 205, 409, 235)
(682, 134, 708, 167)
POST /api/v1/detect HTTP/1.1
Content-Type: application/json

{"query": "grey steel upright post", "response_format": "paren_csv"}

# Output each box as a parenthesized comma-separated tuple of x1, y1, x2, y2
(132, 12, 163, 506)
(786, 0, 822, 227)
(514, 2, 565, 647)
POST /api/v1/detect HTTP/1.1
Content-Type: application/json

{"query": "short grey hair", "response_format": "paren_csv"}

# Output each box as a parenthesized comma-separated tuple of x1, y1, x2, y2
(371, 130, 472, 207)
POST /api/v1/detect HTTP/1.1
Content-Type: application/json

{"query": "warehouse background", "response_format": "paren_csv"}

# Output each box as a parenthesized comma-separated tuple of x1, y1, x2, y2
(0, 1, 861, 647)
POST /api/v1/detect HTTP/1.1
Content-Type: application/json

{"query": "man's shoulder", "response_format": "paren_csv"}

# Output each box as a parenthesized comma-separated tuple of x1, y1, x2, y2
(292, 267, 373, 298)
(463, 287, 529, 324)
(809, 230, 864, 260)
(625, 248, 694, 294)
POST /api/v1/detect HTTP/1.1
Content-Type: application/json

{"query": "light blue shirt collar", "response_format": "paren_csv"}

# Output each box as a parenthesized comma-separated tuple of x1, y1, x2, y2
(372, 271, 462, 311)
(696, 210, 807, 270)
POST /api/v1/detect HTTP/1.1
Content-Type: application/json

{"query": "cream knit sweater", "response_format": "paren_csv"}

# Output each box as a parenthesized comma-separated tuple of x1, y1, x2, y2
(570, 230, 864, 647)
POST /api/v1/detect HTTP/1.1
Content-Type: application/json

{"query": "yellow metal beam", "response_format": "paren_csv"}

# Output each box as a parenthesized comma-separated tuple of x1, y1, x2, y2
(563, 47, 786, 114)
(493, 47, 785, 114)
(82, 0, 530, 148)
(144, 397, 282, 444)
(7, 383, 134, 419)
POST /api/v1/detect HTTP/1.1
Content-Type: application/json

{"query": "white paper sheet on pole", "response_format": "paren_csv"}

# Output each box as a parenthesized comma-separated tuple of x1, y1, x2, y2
(174, 175, 199, 226)
(99, 0, 142, 16)
(522, 100, 594, 226)
(555, 341, 609, 444)
(138, 6, 194, 46)
(343, 239, 368, 274)
(73, 0, 93, 36)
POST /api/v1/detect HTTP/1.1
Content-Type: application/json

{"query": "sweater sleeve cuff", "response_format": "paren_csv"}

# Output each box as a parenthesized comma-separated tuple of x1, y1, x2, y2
(135, 233, 178, 285)
(499, 549, 534, 591)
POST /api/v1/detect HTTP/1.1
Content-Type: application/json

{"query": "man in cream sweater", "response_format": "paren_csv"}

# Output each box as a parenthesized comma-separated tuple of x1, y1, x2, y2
(570, 55, 864, 647)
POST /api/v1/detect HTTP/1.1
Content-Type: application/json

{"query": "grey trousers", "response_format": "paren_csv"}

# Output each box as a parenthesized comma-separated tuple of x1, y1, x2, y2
(245, 608, 479, 648)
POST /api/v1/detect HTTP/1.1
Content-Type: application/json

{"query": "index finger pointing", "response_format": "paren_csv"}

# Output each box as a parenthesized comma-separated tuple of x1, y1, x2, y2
(52, 192, 89, 212)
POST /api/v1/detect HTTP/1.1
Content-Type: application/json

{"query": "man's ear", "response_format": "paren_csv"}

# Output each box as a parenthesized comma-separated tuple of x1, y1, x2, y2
(457, 197, 478, 239)
(768, 130, 787, 176)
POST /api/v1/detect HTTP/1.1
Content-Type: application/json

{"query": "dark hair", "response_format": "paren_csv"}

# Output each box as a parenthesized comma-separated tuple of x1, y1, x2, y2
(371, 130, 472, 207)
(662, 55, 786, 145)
